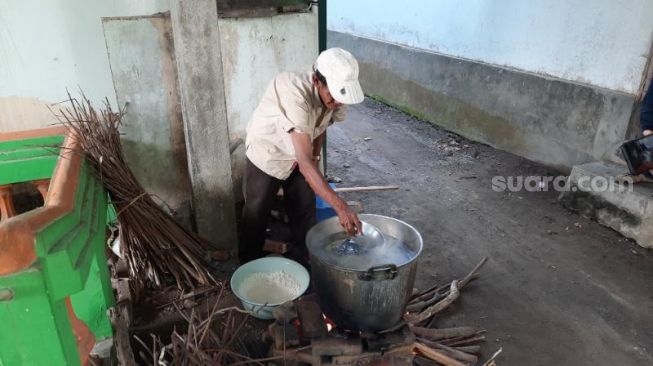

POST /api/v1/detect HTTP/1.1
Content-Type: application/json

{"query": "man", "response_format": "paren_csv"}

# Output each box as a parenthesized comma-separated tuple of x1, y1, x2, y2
(627, 79, 653, 183)
(641, 78, 653, 137)
(239, 48, 364, 265)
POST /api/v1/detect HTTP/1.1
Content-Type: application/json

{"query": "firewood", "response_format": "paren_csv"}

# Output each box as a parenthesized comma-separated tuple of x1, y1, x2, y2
(406, 292, 447, 313)
(414, 356, 441, 366)
(458, 257, 488, 289)
(438, 330, 486, 346)
(414, 342, 466, 366)
(410, 326, 478, 341)
(56, 93, 215, 289)
(482, 347, 503, 366)
(455, 345, 481, 354)
(311, 337, 363, 356)
(296, 294, 328, 338)
(272, 301, 297, 324)
(442, 335, 486, 347)
(408, 282, 450, 304)
(405, 280, 460, 324)
(417, 338, 478, 364)
(409, 257, 487, 306)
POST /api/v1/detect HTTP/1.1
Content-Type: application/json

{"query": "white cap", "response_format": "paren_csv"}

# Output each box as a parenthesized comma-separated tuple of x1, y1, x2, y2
(315, 48, 364, 104)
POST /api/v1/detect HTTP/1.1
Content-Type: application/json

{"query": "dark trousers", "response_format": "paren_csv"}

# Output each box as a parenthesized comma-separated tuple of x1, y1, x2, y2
(239, 158, 316, 264)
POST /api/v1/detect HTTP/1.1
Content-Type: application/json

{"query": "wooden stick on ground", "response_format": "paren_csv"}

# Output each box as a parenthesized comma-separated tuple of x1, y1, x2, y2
(333, 185, 399, 193)
(405, 280, 459, 324)
(458, 257, 488, 289)
(417, 338, 478, 364)
(455, 345, 481, 354)
(482, 347, 503, 366)
(442, 335, 487, 347)
(408, 257, 487, 309)
(406, 292, 447, 313)
(410, 326, 479, 341)
(414, 342, 467, 366)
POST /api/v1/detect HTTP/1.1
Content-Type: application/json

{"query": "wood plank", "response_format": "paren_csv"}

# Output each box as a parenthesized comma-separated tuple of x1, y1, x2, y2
(296, 294, 328, 339)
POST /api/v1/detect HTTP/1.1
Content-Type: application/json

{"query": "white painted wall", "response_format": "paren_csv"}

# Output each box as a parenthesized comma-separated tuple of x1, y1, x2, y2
(0, 0, 169, 131)
(219, 12, 318, 146)
(218, 11, 318, 198)
(328, 0, 653, 94)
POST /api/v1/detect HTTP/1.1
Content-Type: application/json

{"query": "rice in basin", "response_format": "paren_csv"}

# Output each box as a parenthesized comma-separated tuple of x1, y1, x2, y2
(239, 270, 302, 304)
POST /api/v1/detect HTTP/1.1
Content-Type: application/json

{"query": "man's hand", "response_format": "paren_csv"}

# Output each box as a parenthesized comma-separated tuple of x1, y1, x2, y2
(289, 130, 361, 235)
(334, 200, 362, 236)
(644, 129, 653, 136)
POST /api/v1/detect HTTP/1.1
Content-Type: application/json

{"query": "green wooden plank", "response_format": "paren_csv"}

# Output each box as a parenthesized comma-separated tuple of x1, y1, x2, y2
(42, 250, 84, 301)
(0, 156, 58, 185)
(0, 269, 79, 366)
(0, 146, 61, 162)
(72, 178, 104, 288)
(70, 250, 113, 339)
(0, 135, 64, 151)
(71, 177, 113, 339)
(47, 174, 97, 270)
(37, 163, 90, 255)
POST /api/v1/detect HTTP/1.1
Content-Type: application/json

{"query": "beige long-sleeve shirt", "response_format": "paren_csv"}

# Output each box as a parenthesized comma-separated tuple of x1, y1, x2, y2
(245, 71, 347, 180)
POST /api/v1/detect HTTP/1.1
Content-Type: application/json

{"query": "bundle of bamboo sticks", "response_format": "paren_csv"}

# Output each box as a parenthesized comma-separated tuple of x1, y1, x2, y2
(55, 93, 214, 289)
(135, 287, 256, 365)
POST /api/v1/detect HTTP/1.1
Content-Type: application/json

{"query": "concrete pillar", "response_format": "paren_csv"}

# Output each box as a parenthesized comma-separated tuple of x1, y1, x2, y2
(170, 0, 237, 248)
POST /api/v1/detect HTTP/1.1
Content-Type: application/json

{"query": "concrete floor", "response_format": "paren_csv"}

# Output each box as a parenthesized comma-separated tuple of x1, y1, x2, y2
(326, 99, 653, 365)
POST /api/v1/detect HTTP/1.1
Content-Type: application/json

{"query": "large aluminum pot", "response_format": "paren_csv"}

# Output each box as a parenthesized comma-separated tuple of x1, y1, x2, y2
(306, 214, 423, 331)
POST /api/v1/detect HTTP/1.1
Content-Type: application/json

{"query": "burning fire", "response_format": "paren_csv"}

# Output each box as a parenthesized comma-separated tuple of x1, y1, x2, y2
(322, 314, 336, 332)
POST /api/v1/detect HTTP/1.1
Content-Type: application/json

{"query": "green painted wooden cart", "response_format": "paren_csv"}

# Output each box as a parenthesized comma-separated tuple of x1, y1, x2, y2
(0, 127, 114, 366)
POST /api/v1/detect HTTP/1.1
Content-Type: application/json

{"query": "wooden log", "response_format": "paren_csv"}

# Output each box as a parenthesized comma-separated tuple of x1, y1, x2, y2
(109, 279, 136, 366)
(442, 335, 486, 347)
(414, 356, 441, 366)
(417, 338, 478, 364)
(458, 257, 488, 289)
(296, 294, 327, 339)
(268, 322, 300, 350)
(405, 280, 460, 324)
(455, 345, 481, 354)
(409, 256, 487, 306)
(272, 301, 297, 324)
(109, 304, 136, 365)
(414, 343, 466, 366)
(367, 325, 415, 352)
(406, 292, 446, 313)
(271, 347, 319, 364)
(482, 347, 503, 366)
(311, 337, 363, 356)
(410, 326, 478, 341)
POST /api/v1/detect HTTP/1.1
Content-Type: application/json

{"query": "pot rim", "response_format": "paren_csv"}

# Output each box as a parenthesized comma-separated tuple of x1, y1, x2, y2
(307, 214, 423, 272)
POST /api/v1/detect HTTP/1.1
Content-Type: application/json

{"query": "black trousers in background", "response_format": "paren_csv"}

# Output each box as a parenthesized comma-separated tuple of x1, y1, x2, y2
(239, 158, 316, 264)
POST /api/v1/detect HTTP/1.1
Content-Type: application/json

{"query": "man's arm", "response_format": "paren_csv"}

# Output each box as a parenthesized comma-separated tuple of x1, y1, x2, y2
(290, 130, 361, 235)
(312, 131, 326, 161)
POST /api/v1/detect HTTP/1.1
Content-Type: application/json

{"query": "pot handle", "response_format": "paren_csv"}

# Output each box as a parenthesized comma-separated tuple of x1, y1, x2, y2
(360, 264, 398, 281)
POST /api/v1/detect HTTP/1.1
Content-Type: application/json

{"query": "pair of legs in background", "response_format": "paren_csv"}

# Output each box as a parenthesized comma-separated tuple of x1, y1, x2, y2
(239, 158, 316, 266)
